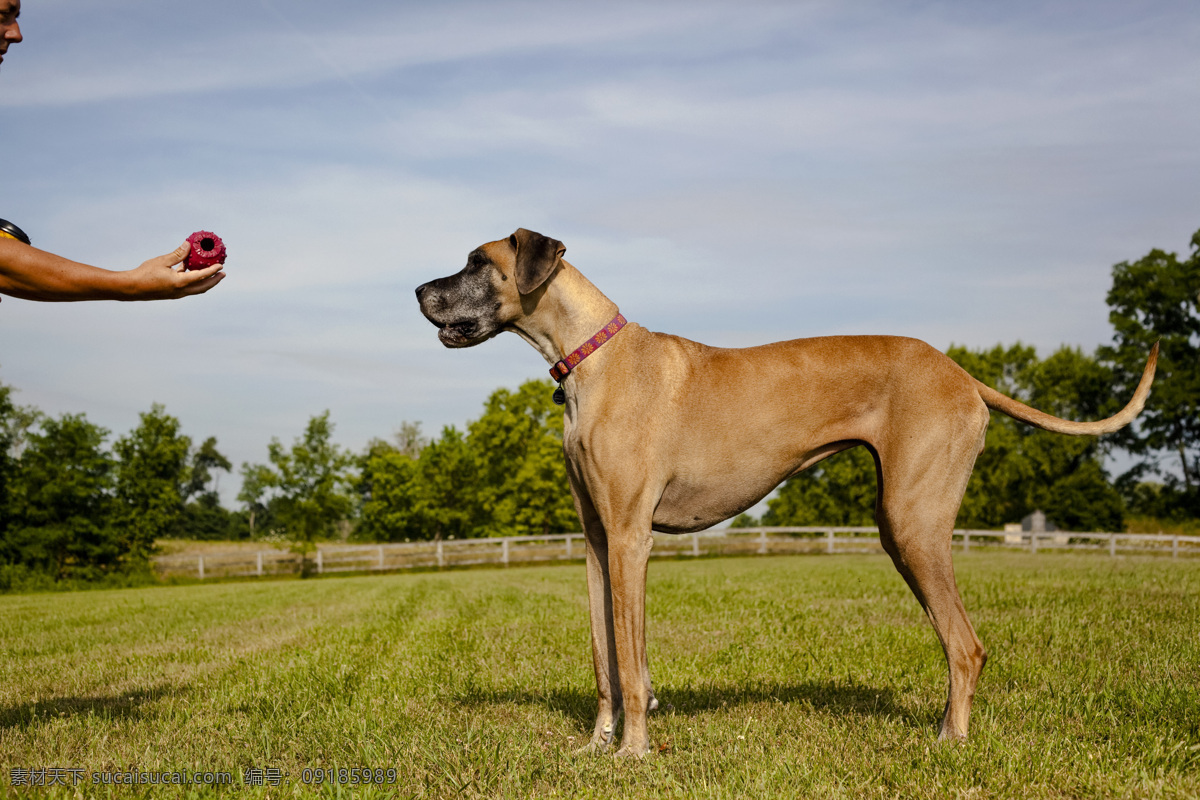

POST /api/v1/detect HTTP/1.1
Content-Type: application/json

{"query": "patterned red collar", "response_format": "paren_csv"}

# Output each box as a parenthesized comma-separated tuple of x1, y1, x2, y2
(549, 313, 627, 383)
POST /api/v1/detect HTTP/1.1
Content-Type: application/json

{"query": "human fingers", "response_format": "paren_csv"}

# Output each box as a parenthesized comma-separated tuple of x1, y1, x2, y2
(180, 261, 223, 280)
(176, 269, 226, 296)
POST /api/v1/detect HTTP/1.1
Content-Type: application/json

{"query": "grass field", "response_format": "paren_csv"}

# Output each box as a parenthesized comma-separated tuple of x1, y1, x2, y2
(1, 551, 1198, 799)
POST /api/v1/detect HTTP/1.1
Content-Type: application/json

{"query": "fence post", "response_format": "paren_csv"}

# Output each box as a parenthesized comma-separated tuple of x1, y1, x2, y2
(1172, 534, 1178, 559)
(566, 535, 572, 559)
(826, 529, 834, 555)
(963, 531, 970, 553)
(316, 549, 324, 574)
(691, 533, 700, 557)
(256, 552, 263, 577)
(1109, 533, 1116, 558)
(758, 529, 767, 555)
(377, 546, 385, 571)
(436, 540, 444, 568)
(198, 556, 205, 580)
(502, 538, 510, 566)
(1030, 533, 1038, 555)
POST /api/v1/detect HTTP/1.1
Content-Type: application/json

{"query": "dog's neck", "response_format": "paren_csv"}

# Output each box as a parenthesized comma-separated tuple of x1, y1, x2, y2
(510, 261, 621, 368)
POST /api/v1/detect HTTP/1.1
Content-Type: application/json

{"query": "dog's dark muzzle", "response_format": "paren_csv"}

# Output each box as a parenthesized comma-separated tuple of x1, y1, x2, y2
(415, 277, 492, 348)
(415, 278, 446, 310)
(415, 277, 454, 320)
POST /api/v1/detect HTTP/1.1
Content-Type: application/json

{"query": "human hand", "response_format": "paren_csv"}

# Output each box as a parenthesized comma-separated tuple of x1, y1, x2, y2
(123, 241, 226, 300)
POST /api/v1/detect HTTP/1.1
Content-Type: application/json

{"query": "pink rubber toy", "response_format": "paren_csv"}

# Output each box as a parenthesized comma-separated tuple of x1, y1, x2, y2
(184, 231, 227, 271)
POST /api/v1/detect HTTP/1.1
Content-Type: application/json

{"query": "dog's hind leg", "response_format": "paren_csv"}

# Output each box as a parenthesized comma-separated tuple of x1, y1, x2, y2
(881, 526, 987, 740)
(873, 422, 989, 741)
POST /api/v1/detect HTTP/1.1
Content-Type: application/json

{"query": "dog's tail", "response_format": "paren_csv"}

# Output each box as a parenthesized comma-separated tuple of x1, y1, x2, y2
(974, 342, 1158, 435)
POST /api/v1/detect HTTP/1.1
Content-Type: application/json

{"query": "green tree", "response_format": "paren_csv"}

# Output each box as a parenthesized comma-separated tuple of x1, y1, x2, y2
(112, 404, 191, 559)
(409, 426, 480, 540)
(177, 492, 238, 540)
(354, 423, 433, 541)
(240, 411, 355, 567)
(356, 437, 423, 541)
(0, 378, 40, 542)
(183, 436, 233, 500)
(393, 421, 429, 459)
(356, 382, 580, 542)
(176, 436, 236, 540)
(950, 344, 1124, 532)
(467, 380, 577, 537)
(761, 446, 877, 528)
(2, 414, 121, 580)
(358, 425, 489, 542)
(237, 462, 278, 539)
(1097, 229, 1200, 518)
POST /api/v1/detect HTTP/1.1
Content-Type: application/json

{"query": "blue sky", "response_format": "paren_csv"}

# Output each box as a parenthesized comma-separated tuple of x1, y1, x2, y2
(2, 0, 1197, 506)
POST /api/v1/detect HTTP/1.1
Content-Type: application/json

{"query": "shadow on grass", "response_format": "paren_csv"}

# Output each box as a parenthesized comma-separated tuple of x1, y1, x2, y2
(454, 679, 915, 728)
(0, 684, 181, 730)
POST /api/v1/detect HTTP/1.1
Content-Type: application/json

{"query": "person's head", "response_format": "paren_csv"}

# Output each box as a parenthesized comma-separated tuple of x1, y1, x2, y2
(0, 0, 21, 69)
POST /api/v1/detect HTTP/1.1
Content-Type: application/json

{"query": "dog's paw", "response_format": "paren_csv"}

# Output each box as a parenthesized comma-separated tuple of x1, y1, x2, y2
(614, 742, 651, 759)
(577, 721, 617, 755)
(577, 736, 614, 756)
(937, 727, 969, 743)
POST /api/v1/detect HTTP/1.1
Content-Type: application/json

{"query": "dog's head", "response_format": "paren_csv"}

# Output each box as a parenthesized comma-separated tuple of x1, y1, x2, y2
(416, 228, 565, 348)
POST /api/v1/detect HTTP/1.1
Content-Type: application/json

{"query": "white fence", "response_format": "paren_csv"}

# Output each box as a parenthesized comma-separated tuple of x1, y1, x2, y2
(152, 526, 1200, 581)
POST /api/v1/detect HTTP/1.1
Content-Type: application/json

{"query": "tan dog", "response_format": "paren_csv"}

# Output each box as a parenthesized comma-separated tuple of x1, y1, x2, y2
(416, 228, 1157, 757)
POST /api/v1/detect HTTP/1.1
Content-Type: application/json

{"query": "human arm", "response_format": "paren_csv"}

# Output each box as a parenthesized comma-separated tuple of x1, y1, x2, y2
(0, 238, 225, 302)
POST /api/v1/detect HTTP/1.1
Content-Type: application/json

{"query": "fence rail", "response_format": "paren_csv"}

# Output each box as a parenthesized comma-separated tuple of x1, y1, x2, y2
(152, 527, 1200, 581)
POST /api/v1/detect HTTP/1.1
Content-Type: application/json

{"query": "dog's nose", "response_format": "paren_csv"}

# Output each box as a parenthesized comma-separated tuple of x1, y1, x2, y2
(415, 283, 430, 303)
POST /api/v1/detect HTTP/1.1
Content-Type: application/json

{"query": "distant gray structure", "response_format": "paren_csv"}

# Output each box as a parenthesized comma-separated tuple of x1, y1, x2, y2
(1021, 510, 1059, 533)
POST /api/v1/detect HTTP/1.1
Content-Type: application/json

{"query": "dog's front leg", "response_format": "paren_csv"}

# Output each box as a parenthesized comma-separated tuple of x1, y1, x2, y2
(579, 519, 659, 755)
(568, 468, 626, 753)
(566, 447, 658, 757)
(581, 523, 622, 752)
(606, 528, 654, 758)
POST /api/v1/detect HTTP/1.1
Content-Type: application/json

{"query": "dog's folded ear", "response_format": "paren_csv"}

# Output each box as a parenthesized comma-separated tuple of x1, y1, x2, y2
(510, 228, 565, 295)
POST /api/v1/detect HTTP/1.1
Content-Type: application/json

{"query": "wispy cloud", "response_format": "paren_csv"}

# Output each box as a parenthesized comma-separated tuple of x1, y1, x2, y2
(1, 0, 798, 106)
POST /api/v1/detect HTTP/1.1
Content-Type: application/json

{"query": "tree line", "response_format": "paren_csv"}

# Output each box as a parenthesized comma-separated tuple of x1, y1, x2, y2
(1, 229, 1196, 586)
(0, 378, 579, 587)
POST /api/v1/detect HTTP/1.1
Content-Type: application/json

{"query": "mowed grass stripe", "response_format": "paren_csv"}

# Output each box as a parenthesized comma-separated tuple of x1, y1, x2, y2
(1, 552, 1197, 799)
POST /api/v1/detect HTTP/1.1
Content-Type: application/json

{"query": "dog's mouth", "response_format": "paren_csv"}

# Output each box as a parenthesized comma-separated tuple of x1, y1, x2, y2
(436, 320, 483, 348)
(417, 281, 500, 349)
